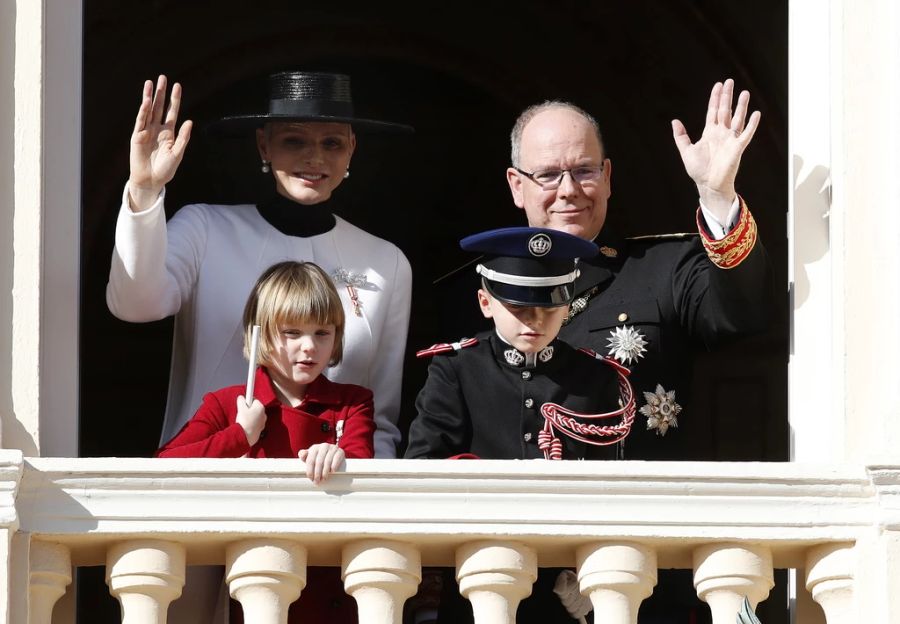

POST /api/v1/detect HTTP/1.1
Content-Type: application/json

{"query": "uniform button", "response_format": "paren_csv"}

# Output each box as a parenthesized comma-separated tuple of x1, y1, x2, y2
(522, 371, 532, 380)
(618, 312, 628, 322)
(524, 432, 533, 442)
(321, 422, 330, 432)
(524, 398, 534, 408)
(259, 430, 267, 439)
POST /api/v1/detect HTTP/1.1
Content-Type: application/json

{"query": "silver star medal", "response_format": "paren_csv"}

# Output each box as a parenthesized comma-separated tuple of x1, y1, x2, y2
(639, 384, 682, 436)
(606, 325, 648, 365)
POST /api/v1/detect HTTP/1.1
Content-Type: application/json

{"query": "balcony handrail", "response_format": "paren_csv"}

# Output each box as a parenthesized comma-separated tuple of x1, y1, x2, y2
(6, 453, 896, 569)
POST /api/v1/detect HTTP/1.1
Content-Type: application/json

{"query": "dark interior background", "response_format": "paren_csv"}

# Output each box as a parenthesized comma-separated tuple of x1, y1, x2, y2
(78, 0, 788, 620)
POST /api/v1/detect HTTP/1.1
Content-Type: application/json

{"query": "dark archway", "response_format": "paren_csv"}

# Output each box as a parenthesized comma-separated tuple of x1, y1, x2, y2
(78, 2, 788, 620)
(80, 0, 787, 460)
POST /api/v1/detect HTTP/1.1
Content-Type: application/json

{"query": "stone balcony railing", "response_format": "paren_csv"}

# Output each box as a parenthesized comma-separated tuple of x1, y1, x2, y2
(2, 450, 898, 623)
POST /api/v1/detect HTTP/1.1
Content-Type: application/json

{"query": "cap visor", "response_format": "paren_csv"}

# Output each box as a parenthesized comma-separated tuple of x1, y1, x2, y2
(484, 280, 573, 307)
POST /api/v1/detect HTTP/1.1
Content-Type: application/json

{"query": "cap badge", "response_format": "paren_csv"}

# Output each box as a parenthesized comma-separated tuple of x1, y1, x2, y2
(527, 233, 552, 257)
(600, 246, 618, 258)
(606, 325, 648, 365)
(640, 384, 681, 436)
(504, 349, 526, 366)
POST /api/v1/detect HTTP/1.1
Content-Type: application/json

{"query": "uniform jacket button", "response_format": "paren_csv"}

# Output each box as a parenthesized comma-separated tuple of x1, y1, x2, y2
(618, 312, 628, 322)
(524, 432, 533, 442)
(321, 422, 330, 432)
(521, 370, 532, 380)
(524, 398, 534, 408)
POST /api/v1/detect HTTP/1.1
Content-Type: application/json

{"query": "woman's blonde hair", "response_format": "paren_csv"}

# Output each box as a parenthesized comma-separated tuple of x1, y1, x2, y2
(242, 261, 345, 367)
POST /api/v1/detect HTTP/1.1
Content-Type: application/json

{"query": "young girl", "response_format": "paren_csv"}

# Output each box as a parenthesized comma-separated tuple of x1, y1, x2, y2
(158, 260, 375, 480)
(158, 260, 374, 622)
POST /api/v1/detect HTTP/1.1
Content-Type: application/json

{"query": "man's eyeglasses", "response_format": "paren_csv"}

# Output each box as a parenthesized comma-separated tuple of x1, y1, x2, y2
(514, 164, 605, 191)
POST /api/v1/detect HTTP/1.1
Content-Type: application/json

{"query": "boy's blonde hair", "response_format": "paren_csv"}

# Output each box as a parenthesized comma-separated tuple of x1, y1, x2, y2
(242, 261, 345, 367)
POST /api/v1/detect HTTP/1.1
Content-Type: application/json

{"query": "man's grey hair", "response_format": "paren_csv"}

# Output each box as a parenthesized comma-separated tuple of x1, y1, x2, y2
(510, 101, 605, 168)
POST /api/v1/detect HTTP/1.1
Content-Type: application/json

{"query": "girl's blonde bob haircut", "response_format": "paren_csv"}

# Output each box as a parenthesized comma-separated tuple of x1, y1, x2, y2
(242, 261, 345, 367)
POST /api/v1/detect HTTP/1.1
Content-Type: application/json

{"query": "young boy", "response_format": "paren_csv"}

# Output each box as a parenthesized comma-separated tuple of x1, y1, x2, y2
(406, 226, 635, 461)
(405, 227, 638, 624)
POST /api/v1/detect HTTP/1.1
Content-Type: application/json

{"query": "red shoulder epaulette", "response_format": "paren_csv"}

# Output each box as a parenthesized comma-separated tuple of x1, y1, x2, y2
(416, 337, 479, 358)
(696, 195, 758, 269)
(577, 347, 631, 376)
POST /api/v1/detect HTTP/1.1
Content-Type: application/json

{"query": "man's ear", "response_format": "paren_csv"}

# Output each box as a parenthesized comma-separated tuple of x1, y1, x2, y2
(603, 158, 613, 200)
(506, 167, 526, 209)
(477, 289, 494, 319)
(256, 128, 269, 161)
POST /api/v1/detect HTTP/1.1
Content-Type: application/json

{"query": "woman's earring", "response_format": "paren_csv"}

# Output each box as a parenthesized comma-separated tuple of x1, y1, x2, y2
(343, 169, 350, 179)
(261, 160, 271, 173)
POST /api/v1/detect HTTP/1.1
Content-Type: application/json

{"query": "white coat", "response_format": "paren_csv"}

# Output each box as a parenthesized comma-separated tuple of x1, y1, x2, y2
(107, 188, 411, 457)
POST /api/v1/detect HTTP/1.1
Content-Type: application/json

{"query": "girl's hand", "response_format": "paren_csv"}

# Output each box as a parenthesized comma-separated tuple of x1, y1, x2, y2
(236, 396, 266, 446)
(128, 75, 193, 212)
(298, 443, 346, 484)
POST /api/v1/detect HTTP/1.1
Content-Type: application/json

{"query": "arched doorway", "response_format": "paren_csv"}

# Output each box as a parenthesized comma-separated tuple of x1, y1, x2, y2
(78, 2, 788, 621)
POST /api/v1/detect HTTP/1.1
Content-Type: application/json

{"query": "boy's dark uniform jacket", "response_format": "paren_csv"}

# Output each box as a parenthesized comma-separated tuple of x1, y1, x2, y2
(405, 332, 623, 461)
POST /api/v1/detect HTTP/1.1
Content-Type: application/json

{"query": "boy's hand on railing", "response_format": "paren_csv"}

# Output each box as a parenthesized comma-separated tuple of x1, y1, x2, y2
(236, 396, 266, 446)
(299, 443, 346, 484)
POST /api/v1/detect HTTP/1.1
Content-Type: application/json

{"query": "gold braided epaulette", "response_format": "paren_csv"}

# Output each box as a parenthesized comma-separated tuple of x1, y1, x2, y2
(695, 196, 757, 269)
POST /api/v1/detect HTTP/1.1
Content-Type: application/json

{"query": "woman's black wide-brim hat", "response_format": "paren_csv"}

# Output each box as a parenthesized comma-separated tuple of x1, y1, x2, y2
(207, 71, 413, 135)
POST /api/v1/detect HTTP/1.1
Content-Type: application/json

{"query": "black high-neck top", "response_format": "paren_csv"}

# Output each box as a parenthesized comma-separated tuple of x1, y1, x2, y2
(256, 192, 338, 238)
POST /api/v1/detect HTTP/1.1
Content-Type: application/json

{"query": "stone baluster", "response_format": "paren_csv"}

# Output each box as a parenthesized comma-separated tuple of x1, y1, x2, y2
(693, 543, 773, 624)
(576, 541, 657, 624)
(455, 541, 537, 624)
(29, 541, 71, 624)
(226, 539, 306, 624)
(342, 540, 421, 624)
(805, 542, 854, 623)
(105, 540, 185, 624)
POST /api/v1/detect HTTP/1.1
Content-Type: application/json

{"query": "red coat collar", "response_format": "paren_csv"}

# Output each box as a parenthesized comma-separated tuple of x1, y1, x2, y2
(253, 366, 344, 407)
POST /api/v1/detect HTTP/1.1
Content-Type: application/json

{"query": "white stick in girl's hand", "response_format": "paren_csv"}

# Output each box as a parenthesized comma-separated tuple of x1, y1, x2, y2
(245, 325, 261, 406)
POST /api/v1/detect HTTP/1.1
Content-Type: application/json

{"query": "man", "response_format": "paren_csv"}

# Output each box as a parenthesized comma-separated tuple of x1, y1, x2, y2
(505, 79, 771, 461)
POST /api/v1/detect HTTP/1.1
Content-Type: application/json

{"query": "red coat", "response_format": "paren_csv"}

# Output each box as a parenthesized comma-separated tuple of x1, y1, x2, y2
(157, 367, 374, 623)
(157, 366, 375, 459)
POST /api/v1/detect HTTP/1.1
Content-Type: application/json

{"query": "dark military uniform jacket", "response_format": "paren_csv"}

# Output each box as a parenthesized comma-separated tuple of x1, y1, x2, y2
(405, 331, 625, 460)
(561, 202, 771, 460)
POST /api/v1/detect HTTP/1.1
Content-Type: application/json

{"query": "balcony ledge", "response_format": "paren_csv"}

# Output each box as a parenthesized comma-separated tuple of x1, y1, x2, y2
(3, 454, 895, 569)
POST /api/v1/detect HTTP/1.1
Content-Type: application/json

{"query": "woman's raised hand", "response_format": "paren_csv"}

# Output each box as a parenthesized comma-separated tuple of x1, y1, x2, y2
(127, 75, 193, 212)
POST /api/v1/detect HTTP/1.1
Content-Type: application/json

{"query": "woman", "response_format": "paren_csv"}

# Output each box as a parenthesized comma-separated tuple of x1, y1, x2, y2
(107, 71, 412, 459)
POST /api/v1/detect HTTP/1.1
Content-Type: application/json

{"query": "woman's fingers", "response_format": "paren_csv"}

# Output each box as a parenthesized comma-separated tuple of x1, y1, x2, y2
(165, 82, 183, 129)
(132, 80, 153, 138)
(150, 75, 168, 126)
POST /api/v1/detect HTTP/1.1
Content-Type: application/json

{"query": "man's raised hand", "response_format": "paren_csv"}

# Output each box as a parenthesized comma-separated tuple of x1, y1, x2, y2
(671, 79, 760, 222)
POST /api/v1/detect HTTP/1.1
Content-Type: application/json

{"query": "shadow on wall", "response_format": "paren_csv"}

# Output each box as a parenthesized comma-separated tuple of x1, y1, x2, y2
(791, 155, 831, 309)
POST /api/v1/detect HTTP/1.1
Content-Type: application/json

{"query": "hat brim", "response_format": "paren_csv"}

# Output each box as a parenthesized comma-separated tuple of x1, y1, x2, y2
(206, 114, 414, 136)
(482, 279, 574, 308)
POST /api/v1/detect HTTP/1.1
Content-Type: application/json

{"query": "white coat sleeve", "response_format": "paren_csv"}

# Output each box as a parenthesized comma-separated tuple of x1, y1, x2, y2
(370, 248, 413, 458)
(106, 186, 209, 322)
